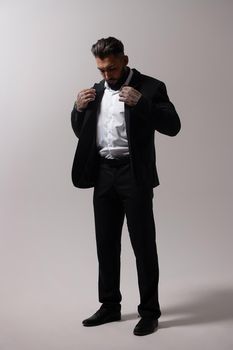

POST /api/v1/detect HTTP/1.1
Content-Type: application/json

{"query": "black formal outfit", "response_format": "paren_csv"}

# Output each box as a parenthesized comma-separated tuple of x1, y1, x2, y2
(71, 68, 181, 319)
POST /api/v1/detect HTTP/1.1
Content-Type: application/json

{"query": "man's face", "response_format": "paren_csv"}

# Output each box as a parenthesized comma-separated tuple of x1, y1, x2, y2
(95, 54, 129, 85)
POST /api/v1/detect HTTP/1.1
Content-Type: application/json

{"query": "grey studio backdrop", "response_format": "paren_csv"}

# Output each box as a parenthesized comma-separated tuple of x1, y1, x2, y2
(0, 1, 233, 349)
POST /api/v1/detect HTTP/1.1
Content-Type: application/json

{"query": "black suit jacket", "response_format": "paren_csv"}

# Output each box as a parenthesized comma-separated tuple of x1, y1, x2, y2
(71, 68, 181, 188)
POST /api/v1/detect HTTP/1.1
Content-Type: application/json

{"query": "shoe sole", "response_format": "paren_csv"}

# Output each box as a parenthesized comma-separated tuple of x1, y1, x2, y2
(133, 326, 158, 336)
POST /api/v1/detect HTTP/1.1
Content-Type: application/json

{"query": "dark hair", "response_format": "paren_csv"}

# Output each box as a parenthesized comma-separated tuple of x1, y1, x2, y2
(91, 37, 124, 59)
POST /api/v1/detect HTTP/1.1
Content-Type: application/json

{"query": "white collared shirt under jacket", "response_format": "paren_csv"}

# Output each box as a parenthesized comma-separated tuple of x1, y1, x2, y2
(96, 68, 133, 159)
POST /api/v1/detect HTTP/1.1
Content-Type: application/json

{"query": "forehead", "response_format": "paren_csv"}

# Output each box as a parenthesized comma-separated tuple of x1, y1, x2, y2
(95, 54, 122, 69)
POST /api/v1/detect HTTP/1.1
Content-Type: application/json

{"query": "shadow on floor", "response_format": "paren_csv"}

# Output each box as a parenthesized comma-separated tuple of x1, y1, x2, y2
(159, 285, 233, 328)
(121, 285, 233, 326)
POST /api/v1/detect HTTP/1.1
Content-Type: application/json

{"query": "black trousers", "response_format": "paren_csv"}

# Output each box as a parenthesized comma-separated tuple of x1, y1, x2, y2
(93, 157, 161, 319)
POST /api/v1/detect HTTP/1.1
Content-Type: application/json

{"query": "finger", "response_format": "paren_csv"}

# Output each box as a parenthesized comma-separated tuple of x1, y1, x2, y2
(119, 96, 127, 102)
(82, 96, 95, 104)
(81, 88, 96, 93)
(120, 88, 127, 95)
(85, 89, 96, 95)
(83, 92, 96, 99)
(121, 86, 133, 93)
(119, 91, 128, 97)
(78, 89, 96, 99)
(79, 92, 96, 101)
(119, 96, 125, 101)
(82, 90, 96, 97)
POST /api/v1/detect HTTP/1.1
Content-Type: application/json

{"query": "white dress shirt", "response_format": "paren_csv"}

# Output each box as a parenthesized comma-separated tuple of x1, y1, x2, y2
(96, 68, 133, 159)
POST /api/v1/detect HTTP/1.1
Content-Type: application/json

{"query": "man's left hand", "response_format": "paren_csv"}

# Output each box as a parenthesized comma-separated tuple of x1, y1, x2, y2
(119, 86, 142, 106)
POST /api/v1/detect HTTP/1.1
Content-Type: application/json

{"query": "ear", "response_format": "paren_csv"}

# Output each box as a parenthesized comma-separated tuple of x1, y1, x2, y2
(123, 55, 129, 66)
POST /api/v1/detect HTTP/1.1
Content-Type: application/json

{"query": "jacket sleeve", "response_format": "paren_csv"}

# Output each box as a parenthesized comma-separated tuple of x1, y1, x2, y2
(71, 102, 85, 139)
(133, 81, 181, 136)
(71, 83, 98, 139)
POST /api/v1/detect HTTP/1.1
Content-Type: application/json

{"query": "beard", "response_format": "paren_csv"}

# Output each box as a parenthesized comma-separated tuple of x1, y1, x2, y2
(107, 67, 129, 90)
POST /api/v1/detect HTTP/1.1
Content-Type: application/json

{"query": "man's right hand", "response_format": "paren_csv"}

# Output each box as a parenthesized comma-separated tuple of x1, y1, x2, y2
(75, 88, 96, 111)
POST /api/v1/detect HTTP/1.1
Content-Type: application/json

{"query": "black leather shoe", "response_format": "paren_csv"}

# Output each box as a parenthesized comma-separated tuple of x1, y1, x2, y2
(82, 308, 121, 327)
(133, 317, 159, 336)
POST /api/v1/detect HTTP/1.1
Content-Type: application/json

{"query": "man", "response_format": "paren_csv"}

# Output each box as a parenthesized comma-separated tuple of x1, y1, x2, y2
(71, 37, 181, 336)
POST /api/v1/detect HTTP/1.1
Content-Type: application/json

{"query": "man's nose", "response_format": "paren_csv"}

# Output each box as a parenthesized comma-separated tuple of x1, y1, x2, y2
(104, 71, 111, 80)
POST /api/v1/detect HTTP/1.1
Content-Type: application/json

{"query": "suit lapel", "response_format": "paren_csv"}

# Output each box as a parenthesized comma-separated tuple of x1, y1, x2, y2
(81, 80, 105, 132)
(127, 68, 142, 90)
(94, 80, 105, 105)
(83, 69, 142, 150)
